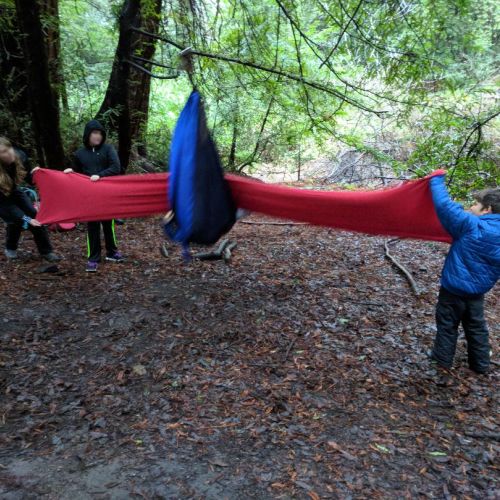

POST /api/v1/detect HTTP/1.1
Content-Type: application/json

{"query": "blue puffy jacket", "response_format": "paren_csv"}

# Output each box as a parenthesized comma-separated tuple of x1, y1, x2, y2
(430, 175, 500, 296)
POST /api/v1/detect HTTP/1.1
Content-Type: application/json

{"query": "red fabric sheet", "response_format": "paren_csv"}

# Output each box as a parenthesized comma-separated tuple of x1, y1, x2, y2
(33, 169, 451, 243)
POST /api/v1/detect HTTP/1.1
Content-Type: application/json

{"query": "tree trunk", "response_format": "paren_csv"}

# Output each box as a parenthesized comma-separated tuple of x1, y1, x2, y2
(128, 0, 162, 158)
(42, 0, 69, 111)
(297, 144, 301, 181)
(14, 0, 65, 168)
(0, 4, 32, 148)
(96, 0, 142, 172)
(228, 122, 237, 170)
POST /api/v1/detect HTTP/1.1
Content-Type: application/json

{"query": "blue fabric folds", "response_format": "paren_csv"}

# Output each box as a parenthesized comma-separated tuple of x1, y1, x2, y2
(164, 91, 236, 247)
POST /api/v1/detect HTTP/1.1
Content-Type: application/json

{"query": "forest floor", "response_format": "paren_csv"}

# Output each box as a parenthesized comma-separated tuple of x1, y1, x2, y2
(0, 217, 498, 499)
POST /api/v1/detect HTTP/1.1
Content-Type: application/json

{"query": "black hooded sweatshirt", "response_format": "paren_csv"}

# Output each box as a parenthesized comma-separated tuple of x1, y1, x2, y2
(72, 120, 121, 177)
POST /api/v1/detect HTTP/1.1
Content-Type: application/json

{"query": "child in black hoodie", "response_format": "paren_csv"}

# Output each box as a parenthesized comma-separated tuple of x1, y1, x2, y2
(64, 120, 124, 272)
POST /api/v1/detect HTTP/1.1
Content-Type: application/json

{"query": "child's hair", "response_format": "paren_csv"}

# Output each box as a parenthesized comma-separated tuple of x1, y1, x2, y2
(0, 136, 26, 196)
(473, 188, 500, 214)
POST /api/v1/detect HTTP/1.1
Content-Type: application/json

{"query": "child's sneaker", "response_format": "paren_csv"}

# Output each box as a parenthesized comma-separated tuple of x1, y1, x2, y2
(42, 252, 62, 262)
(86, 261, 98, 272)
(105, 251, 125, 263)
(4, 249, 18, 260)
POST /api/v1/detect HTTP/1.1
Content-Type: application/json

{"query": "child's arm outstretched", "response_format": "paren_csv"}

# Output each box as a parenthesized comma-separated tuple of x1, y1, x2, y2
(430, 174, 476, 239)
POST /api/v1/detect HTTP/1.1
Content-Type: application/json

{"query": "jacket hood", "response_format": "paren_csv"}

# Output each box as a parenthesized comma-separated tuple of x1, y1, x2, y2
(83, 120, 107, 147)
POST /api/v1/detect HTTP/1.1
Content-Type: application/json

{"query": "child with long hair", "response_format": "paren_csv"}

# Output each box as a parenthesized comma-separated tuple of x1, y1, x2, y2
(0, 137, 59, 261)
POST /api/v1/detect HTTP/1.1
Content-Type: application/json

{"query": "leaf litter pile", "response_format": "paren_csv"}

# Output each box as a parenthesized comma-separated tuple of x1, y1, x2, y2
(0, 217, 498, 498)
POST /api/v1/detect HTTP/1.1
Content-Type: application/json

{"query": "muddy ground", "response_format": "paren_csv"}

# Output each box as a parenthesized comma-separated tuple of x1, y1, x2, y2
(0, 218, 498, 499)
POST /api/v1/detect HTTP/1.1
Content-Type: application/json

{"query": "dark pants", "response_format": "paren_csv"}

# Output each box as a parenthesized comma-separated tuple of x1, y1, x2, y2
(87, 220, 117, 262)
(432, 287, 490, 373)
(3, 190, 52, 255)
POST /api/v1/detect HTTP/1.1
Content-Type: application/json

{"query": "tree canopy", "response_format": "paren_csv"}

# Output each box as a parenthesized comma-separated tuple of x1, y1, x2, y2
(0, 0, 498, 194)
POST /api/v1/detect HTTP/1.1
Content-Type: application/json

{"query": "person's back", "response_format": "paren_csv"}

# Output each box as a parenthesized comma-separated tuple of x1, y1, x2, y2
(429, 174, 499, 374)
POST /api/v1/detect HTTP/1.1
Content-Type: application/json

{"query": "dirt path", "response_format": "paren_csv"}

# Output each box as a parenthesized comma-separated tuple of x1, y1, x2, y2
(1, 219, 498, 498)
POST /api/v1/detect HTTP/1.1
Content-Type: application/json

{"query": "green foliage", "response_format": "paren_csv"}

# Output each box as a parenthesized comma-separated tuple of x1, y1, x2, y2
(59, 1, 117, 115)
(398, 102, 500, 196)
(37, 0, 500, 186)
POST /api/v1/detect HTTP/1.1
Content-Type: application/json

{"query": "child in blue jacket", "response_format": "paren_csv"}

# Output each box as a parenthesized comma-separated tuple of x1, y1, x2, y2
(429, 174, 499, 374)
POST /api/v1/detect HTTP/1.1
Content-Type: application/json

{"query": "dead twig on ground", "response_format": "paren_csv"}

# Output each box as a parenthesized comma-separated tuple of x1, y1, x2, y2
(384, 238, 420, 295)
(239, 221, 307, 226)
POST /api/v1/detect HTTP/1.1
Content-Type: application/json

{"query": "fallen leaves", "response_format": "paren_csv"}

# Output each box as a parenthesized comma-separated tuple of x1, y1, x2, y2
(208, 458, 229, 468)
(132, 364, 147, 376)
(372, 444, 391, 454)
(327, 441, 357, 461)
(0, 217, 498, 498)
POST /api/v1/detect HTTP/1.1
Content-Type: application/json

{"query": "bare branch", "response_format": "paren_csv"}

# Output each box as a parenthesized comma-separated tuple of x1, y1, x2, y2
(320, 0, 364, 69)
(131, 27, 184, 49)
(236, 94, 275, 171)
(447, 109, 500, 186)
(124, 58, 179, 79)
(131, 27, 384, 114)
(130, 54, 177, 70)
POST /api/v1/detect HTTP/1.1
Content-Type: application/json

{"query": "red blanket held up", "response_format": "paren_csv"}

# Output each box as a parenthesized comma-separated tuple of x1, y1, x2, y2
(33, 169, 451, 243)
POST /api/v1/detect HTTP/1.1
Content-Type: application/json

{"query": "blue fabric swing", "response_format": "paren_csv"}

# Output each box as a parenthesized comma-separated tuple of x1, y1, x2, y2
(164, 91, 236, 253)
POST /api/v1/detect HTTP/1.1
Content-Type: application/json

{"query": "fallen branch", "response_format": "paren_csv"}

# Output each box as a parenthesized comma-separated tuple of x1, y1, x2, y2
(192, 239, 238, 263)
(282, 337, 298, 362)
(239, 220, 307, 226)
(384, 238, 420, 295)
(464, 431, 500, 442)
(222, 242, 238, 263)
(160, 242, 169, 258)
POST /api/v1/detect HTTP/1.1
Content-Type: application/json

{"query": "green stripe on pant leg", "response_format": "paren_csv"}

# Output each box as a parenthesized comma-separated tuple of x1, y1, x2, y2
(111, 219, 117, 246)
(87, 233, 91, 259)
